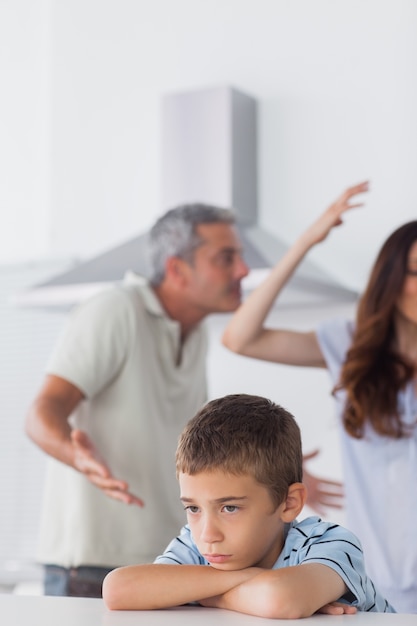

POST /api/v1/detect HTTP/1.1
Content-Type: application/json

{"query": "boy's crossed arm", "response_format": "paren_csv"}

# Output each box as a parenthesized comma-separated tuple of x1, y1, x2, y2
(200, 563, 355, 619)
(103, 562, 355, 619)
(103, 563, 261, 611)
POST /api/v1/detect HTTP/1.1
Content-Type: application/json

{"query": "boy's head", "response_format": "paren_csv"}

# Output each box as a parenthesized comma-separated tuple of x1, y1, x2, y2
(176, 394, 306, 570)
(176, 393, 303, 508)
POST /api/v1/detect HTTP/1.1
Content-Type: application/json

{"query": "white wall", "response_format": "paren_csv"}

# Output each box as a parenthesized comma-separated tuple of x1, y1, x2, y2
(1, 0, 416, 290)
(1, 0, 417, 521)
(1, 2, 416, 578)
(0, 0, 50, 263)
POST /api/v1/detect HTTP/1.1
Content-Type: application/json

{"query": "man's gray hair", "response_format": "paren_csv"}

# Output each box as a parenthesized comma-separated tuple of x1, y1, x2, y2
(148, 203, 236, 286)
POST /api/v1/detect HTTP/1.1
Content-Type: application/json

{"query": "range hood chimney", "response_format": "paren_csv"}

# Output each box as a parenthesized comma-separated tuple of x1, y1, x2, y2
(161, 86, 257, 227)
(13, 85, 357, 310)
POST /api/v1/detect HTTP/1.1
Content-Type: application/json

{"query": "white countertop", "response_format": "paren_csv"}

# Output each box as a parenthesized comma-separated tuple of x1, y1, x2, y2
(2, 594, 416, 626)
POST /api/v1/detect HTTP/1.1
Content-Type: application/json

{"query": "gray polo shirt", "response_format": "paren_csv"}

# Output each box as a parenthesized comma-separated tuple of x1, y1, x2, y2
(38, 274, 207, 568)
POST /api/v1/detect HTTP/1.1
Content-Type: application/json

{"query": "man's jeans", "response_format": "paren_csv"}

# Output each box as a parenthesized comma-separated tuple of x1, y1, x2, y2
(44, 565, 114, 598)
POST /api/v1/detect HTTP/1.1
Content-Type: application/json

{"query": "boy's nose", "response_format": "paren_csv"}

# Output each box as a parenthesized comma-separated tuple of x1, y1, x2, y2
(200, 516, 223, 543)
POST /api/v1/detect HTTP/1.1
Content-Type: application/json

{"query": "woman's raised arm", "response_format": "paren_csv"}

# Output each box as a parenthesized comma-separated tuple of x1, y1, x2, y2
(222, 181, 368, 366)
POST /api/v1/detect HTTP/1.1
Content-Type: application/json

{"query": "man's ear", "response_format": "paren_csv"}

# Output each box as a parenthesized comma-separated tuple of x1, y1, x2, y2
(280, 483, 307, 522)
(165, 256, 190, 286)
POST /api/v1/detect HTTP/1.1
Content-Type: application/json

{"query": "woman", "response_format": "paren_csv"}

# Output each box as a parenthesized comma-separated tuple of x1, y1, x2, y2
(222, 181, 417, 613)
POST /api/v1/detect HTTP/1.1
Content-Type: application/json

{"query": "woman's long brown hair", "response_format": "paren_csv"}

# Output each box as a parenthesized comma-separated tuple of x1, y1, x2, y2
(337, 221, 417, 438)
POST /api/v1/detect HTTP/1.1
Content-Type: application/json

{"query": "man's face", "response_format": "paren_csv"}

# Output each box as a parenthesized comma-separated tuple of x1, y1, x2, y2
(179, 470, 286, 571)
(182, 223, 249, 314)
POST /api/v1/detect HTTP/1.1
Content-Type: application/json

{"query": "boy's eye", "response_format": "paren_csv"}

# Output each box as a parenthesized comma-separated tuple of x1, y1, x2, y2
(185, 505, 199, 514)
(222, 505, 239, 513)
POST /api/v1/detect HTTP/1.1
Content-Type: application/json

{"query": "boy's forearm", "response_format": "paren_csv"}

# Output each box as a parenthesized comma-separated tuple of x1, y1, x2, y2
(201, 564, 348, 619)
(103, 564, 261, 610)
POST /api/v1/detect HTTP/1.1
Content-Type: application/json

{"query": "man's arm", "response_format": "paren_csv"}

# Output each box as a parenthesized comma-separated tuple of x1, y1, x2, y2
(200, 563, 349, 619)
(25, 374, 84, 466)
(102, 564, 261, 610)
(25, 374, 143, 506)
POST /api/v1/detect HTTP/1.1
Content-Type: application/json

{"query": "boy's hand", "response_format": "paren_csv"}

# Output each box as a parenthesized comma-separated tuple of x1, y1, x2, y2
(317, 602, 357, 615)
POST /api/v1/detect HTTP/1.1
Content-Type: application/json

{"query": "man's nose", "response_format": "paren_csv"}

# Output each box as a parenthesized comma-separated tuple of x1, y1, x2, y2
(235, 255, 249, 280)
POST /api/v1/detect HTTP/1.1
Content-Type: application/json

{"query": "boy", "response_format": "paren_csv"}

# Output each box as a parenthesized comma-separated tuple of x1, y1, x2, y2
(103, 394, 395, 618)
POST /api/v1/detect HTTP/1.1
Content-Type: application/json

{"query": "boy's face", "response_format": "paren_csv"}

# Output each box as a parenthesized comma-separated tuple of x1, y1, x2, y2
(179, 469, 286, 570)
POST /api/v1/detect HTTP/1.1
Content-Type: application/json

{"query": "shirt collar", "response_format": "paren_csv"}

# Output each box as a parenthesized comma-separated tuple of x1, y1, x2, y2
(123, 270, 178, 321)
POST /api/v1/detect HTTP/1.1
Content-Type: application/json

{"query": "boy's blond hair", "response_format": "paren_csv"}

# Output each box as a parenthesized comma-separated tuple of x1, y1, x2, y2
(176, 394, 302, 507)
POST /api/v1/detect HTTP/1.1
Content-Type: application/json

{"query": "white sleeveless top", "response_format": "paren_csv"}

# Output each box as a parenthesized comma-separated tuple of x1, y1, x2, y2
(317, 318, 417, 613)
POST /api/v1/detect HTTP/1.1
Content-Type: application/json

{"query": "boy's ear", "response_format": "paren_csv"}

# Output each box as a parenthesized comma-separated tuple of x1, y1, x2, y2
(280, 483, 307, 522)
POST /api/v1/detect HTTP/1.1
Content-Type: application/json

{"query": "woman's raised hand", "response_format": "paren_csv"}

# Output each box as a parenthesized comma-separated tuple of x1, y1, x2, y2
(302, 181, 369, 247)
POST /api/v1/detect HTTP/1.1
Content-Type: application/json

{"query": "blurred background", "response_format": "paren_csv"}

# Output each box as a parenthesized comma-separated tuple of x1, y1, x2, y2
(1, 0, 416, 593)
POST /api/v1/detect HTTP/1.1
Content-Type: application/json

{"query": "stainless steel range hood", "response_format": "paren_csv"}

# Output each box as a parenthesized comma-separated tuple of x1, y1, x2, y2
(14, 85, 357, 310)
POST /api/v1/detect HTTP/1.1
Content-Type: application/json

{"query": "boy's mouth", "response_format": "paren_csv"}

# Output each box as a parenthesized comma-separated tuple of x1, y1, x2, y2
(203, 554, 231, 564)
